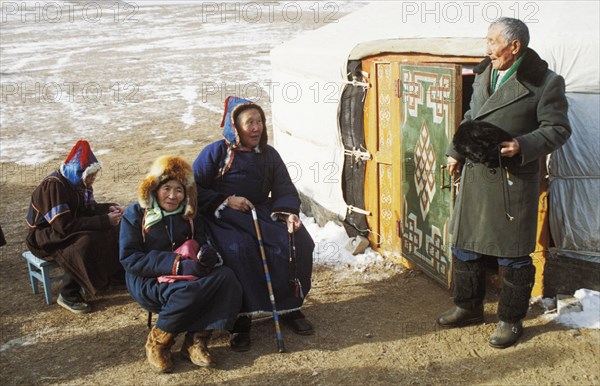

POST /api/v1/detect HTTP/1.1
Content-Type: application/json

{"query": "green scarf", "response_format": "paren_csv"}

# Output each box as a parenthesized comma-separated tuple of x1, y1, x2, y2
(491, 54, 524, 93)
(143, 197, 184, 232)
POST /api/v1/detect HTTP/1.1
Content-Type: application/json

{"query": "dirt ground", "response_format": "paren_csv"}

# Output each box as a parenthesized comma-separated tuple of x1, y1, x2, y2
(1, 2, 599, 385)
(1, 162, 599, 385)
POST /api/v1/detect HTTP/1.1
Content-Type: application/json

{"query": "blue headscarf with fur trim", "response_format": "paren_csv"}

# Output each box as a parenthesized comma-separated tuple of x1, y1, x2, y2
(221, 96, 251, 147)
(216, 96, 268, 177)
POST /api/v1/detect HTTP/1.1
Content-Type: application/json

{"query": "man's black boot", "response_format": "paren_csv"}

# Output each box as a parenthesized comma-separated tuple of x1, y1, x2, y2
(436, 255, 486, 328)
(489, 264, 535, 348)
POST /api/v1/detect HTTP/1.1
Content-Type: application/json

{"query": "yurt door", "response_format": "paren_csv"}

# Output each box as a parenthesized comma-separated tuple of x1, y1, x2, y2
(363, 61, 403, 260)
(398, 63, 462, 287)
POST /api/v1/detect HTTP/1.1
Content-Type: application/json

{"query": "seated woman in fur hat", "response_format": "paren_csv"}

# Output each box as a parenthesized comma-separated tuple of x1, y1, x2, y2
(193, 97, 315, 352)
(26, 140, 125, 314)
(120, 155, 242, 373)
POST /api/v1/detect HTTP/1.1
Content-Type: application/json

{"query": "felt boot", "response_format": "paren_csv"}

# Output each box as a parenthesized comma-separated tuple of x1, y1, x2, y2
(181, 331, 216, 367)
(145, 326, 176, 373)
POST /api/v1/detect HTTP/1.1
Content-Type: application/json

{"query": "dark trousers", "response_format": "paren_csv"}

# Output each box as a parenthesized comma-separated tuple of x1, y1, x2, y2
(451, 246, 532, 268)
(60, 271, 82, 298)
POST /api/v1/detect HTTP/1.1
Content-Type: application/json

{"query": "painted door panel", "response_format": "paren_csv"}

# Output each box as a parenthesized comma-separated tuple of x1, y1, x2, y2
(399, 63, 461, 287)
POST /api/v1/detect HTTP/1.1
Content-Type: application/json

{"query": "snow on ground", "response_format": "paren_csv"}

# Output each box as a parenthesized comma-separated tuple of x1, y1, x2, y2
(541, 289, 600, 330)
(165, 139, 195, 148)
(301, 214, 395, 281)
(0, 1, 368, 164)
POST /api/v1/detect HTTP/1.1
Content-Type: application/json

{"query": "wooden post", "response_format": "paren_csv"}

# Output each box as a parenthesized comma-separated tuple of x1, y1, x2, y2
(531, 159, 550, 297)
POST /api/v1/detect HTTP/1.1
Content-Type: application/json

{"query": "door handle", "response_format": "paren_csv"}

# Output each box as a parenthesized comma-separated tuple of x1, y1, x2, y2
(440, 164, 451, 190)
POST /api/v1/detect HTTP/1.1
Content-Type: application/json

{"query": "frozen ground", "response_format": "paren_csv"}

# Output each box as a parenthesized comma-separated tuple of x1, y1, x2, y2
(1, 0, 367, 164)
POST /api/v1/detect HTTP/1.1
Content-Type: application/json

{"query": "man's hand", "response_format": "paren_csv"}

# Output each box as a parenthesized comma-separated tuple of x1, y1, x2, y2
(500, 139, 520, 157)
(447, 156, 462, 177)
(227, 196, 254, 212)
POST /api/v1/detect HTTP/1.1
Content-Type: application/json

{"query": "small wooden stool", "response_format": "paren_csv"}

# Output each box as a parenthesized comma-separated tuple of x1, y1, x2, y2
(22, 251, 65, 305)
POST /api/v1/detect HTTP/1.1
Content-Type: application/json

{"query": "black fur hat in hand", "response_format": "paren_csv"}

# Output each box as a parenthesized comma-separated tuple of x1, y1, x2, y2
(452, 120, 513, 168)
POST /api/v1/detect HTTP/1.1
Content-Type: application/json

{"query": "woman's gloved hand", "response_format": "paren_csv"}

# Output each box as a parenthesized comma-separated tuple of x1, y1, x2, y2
(179, 259, 206, 277)
(198, 244, 220, 269)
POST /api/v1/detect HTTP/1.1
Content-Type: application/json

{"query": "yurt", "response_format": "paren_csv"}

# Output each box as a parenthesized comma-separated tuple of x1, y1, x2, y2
(270, 1, 600, 294)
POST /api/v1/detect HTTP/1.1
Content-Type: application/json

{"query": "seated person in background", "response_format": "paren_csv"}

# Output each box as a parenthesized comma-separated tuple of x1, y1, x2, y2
(26, 140, 124, 314)
(120, 155, 242, 373)
(193, 96, 315, 352)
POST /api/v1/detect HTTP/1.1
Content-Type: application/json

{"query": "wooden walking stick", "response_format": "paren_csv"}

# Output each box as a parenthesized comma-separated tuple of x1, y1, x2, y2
(251, 208, 286, 353)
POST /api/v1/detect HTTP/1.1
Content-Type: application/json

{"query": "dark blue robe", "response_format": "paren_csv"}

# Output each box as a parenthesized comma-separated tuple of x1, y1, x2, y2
(193, 141, 314, 315)
(119, 202, 242, 333)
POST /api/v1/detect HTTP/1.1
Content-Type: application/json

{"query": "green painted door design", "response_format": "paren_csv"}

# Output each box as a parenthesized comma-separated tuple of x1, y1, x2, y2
(399, 63, 461, 287)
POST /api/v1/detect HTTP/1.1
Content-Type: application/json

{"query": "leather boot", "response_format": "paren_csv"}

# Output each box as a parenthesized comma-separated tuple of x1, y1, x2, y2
(145, 326, 176, 373)
(489, 320, 523, 348)
(230, 333, 251, 352)
(436, 255, 486, 328)
(437, 304, 484, 327)
(230, 315, 251, 352)
(489, 264, 535, 348)
(181, 331, 216, 367)
(281, 311, 314, 335)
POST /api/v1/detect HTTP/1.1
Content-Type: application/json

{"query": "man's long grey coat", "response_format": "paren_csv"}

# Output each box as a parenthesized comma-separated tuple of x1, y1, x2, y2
(447, 48, 571, 257)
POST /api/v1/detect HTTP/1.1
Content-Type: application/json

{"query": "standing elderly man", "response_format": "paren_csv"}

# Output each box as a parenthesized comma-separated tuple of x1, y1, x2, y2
(437, 17, 571, 348)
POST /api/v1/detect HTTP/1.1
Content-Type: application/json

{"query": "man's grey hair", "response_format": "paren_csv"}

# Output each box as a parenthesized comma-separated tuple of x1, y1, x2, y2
(490, 17, 530, 50)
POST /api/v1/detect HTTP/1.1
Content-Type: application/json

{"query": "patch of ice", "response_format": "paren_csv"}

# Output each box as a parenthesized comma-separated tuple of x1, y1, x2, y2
(197, 100, 223, 114)
(0, 327, 60, 353)
(14, 149, 59, 165)
(181, 86, 197, 126)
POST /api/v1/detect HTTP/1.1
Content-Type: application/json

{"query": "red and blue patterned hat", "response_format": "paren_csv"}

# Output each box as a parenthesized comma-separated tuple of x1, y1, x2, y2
(60, 140, 102, 186)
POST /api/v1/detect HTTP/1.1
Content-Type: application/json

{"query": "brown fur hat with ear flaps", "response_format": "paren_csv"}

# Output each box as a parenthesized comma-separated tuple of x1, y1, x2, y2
(138, 155, 197, 219)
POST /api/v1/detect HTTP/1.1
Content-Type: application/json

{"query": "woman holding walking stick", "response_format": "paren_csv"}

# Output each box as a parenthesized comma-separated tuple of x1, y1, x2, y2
(193, 96, 315, 352)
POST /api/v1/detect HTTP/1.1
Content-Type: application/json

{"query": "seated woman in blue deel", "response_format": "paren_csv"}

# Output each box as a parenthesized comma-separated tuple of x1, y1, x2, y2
(193, 96, 315, 351)
(120, 155, 242, 372)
